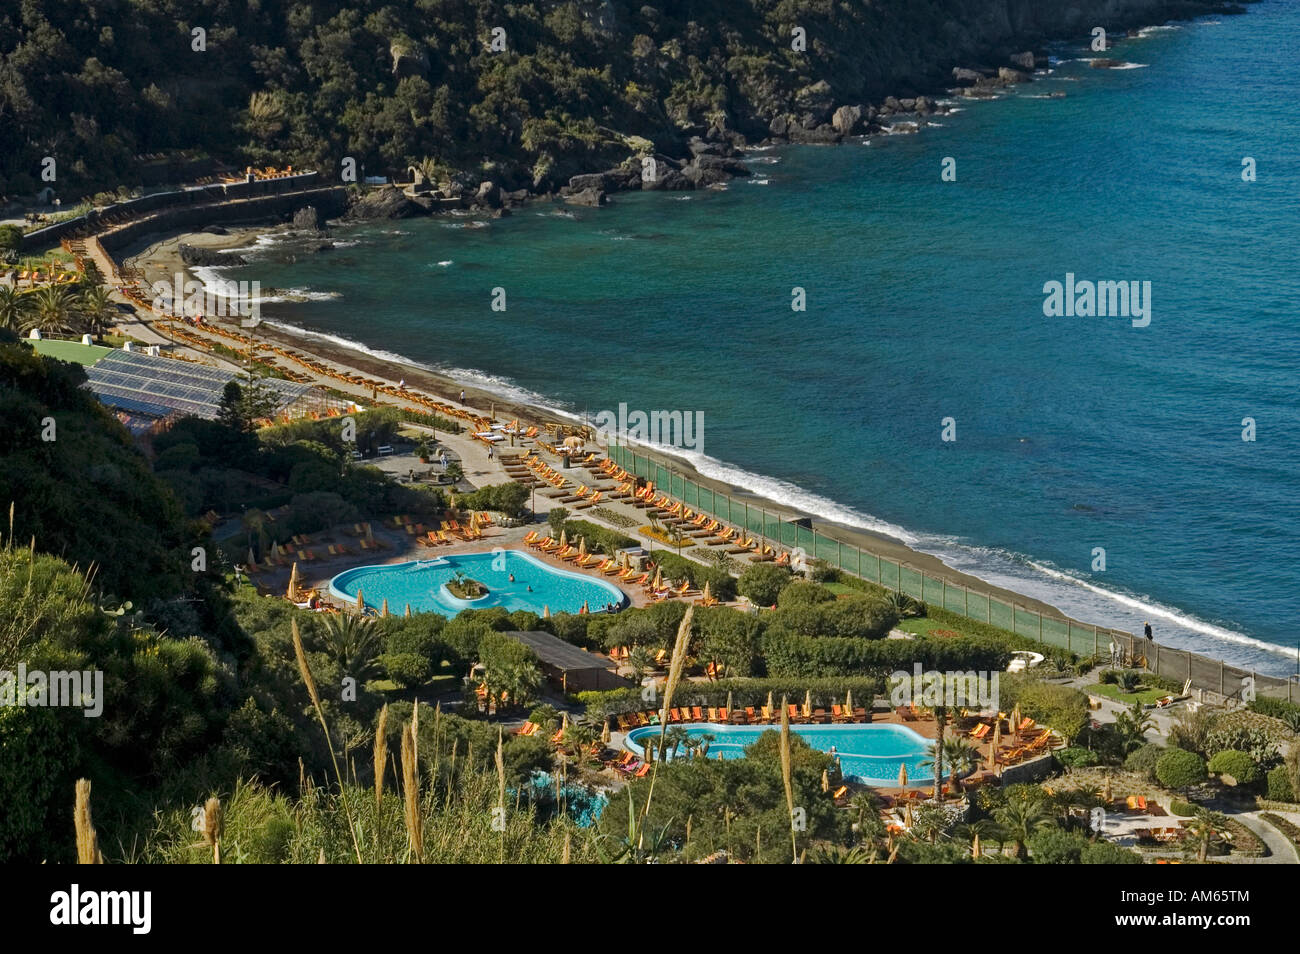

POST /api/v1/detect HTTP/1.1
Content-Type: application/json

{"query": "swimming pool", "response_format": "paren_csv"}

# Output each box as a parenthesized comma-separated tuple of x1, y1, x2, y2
(624, 723, 938, 786)
(328, 550, 627, 617)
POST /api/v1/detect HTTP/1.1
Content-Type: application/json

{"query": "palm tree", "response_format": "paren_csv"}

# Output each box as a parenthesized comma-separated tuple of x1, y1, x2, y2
(939, 737, 981, 794)
(953, 819, 999, 858)
(26, 284, 80, 335)
(662, 724, 690, 761)
(1113, 701, 1155, 755)
(0, 285, 32, 332)
(316, 613, 382, 682)
(77, 285, 116, 341)
(626, 645, 653, 682)
(993, 791, 1056, 859)
(561, 721, 599, 764)
(1184, 808, 1228, 863)
(806, 844, 875, 864)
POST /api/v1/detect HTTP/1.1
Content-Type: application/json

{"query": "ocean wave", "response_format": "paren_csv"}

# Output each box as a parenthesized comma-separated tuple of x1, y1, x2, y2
(1137, 25, 1181, 36)
(748, 178, 771, 185)
(434, 260, 453, 267)
(747, 155, 782, 164)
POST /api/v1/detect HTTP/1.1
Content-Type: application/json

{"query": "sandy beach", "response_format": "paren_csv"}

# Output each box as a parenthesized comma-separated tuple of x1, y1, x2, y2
(111, 222, 1095, 629)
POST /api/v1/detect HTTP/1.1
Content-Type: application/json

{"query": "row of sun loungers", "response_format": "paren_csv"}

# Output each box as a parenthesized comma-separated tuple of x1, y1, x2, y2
(613, 702, 870, 731)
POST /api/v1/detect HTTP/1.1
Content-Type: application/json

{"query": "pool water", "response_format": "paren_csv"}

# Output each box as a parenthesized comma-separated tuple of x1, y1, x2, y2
(328, 550, 627, 617)
(625, 723, 938, 786)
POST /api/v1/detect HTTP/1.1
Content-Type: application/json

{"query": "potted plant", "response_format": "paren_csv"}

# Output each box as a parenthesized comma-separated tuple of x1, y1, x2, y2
(415, 436, 434, 463)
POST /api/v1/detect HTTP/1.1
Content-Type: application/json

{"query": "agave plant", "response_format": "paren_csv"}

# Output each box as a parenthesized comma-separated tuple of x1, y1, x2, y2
(885, 590, 924, 619)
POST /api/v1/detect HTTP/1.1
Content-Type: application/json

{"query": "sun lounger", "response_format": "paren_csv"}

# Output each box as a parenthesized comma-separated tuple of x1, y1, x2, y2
(691, 706, 704, 721)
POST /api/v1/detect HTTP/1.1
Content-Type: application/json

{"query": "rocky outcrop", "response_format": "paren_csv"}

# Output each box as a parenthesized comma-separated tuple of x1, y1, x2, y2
(831, 104, 864, 135)
(1011, 51, 1037, 70)
(563, 187, 607, 207)
(179, 244, 245, 267)
(345, 186, 428, 220)
(291, 206, 322, 231)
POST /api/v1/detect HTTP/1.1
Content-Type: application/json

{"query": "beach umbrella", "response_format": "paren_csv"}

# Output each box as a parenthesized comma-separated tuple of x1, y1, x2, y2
(898, 763, 908, 787)
(726, 691, 733, 716)
(620, 550, 630, 570)
(356, 588, 365, 612)
(580, 601, 588, 615)
(904, 800, 914, 828)
(845, 689, 854, 713)
(766, 690, 774, 715)
(543, 605, 550, 618)
(559, 529, 568, 549)
(1011, 704, 1021, 734)
(652, 565, 663, 590)
(972, 834, 982, 859)
(381, 598, 389, 617)
(561, 711, 569, 731)
(803, 689, 812, 718)
(601, 720, 610, 745)
(702, 580, 712, 603)
(1103, 775, 1113, 803)
(404, 603, 412, 618)
(578, 537, 587, 558)
(247, 546, 257, 569)
(821, 769, 829, 793)
(287, 562, 299, 600)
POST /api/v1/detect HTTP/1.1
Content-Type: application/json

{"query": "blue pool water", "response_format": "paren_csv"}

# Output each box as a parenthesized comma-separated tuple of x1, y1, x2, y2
(625, 722, 937, 786)
(327, 550, 627, 617)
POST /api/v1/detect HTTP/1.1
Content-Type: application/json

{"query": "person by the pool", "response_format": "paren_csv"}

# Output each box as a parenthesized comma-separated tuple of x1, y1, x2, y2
(508, 573, 515, 582)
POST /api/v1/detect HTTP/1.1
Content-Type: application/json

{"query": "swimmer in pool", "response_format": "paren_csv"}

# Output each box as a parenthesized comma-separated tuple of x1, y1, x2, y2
(508, 574, 515, 582)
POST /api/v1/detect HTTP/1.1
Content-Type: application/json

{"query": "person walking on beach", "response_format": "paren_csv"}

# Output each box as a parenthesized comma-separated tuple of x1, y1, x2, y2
(459, 389, 465, 405)
(1144, 621, 1153, 642)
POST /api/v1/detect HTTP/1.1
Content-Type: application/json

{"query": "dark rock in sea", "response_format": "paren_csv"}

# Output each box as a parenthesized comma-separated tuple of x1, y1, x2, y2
(998, 67, 1030, 84)
(787, 122, 842, 144)
(179, 244, 245, 267)
(914, 95, 937, 116)
(831, 104, 863, 135)
(643, 167, 694, 190)
(292, 205, 322, 231)
(345, 186, 427, 220)
(564, 187, 607, 207)
(1010, 51, 1037, 70)
(474, 180, 501, 208)
(898, 97, 917, 111)
(302, 239, 334, 252)
(688, 135, 736, 158)
(889, 122, 921, 135)
(768, 115, 790, 138)
(683, 153, 750, 187)
(952, 67, 983, 85)
(201, 225, 229, 235)
(883, 95, 903, 112)
(1090, 58, 1124, 69)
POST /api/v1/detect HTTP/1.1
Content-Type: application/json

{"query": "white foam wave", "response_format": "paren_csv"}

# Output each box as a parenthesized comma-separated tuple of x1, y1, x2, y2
(435, 260, 453, 267)
(748, 179, 770, 185)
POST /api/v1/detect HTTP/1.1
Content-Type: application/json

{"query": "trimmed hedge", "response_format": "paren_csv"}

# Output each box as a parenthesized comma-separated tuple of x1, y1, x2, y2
(559, 519, 636, 557)
(761, 631, 1012, 679)
(1169, 799, 1196, 817)
(1155, 748, 1208, 789)
(1249, 697, 1300, 722)
(1265, 765, 1296, 803)
(1207, 749, 1261, 785)
(575, 677, 883, 722)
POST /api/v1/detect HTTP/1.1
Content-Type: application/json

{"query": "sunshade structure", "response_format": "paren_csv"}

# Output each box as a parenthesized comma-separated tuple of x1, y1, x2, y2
(500, 630, 627, 692)
(82, 349, 332, 422)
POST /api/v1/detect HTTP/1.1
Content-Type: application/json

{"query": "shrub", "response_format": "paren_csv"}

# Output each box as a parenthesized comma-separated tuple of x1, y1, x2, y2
(1169, 799, 1196, 817)
(1055, 746, 1099, 768)
(1207, 749, 1261, 785)
(738, 563, 792, 607)
(1006, 682, 1090, 741)
(1098, 669, 1119, 684)
(1155, 748, 1207, 790)
(1123, 742, 1165, 779)
(1266, 764, 1296, 803)
(1080, 840, 1143, 864)
(777, 580, 836, 607)
(457, 482, 530, 517)
(379, 652, 432, 688)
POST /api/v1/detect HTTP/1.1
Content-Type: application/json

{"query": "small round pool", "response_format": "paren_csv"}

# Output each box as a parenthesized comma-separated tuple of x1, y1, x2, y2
(328, 550, 627, 617)
(625, 722, 938, 786)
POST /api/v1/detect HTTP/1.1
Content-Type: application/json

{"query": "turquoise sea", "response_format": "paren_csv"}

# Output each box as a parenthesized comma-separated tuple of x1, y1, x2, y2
(220, 3, 1300, 675)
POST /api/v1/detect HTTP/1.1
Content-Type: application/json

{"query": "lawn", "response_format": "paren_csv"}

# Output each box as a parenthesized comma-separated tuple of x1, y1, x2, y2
(1085, 682, 1170, 705)
(896, 617, 971, 638)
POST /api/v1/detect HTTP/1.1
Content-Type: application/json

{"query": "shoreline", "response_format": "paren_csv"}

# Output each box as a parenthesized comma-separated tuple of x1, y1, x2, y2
(96, 11, 1297, 680)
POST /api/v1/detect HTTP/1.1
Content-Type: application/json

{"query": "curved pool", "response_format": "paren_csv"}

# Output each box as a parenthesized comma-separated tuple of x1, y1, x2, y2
(625, 722, 937, 786)
(328, 550, 627, 617)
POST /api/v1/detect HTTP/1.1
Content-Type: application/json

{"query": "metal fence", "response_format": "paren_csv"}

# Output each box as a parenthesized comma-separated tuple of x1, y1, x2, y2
(608, 443, 1297, 704)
